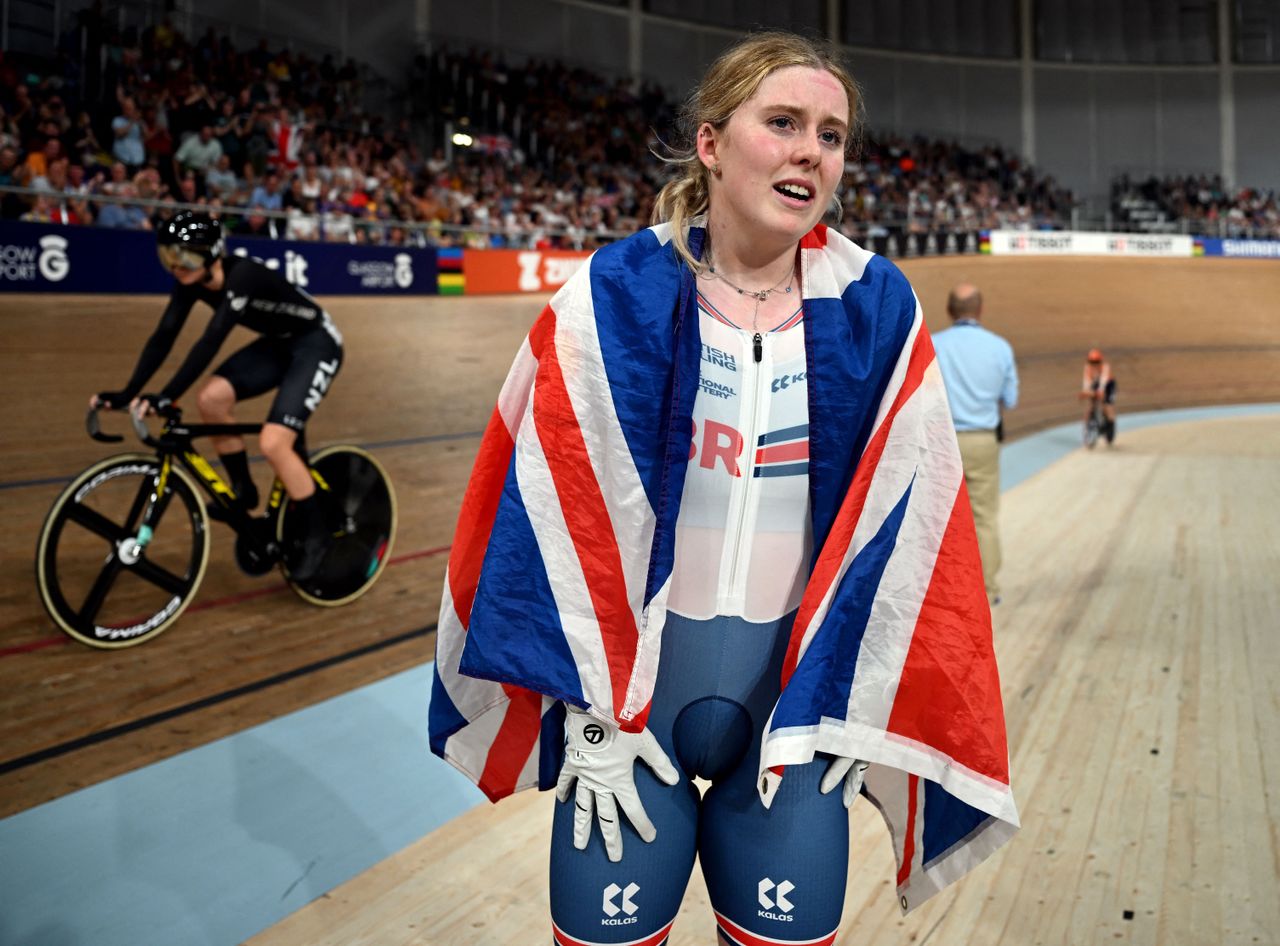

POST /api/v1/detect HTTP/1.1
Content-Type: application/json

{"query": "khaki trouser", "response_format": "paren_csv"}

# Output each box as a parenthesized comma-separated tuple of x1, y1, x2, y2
(955, 429, 1001, 600)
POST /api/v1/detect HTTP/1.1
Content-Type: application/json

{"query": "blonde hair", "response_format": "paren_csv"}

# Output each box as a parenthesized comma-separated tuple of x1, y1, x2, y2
(651, 31, 862, 271)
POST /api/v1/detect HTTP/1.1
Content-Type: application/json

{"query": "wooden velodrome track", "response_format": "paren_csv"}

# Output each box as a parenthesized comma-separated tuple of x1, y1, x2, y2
(2, 256, 1279, 943)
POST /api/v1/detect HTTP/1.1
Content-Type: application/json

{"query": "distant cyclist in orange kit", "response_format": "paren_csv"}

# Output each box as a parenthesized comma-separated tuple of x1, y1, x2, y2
(1079, 348, 1117, 444)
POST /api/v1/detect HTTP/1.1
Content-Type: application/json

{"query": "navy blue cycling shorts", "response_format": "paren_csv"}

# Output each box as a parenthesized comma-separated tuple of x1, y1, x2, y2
(549, 611, 850, 946)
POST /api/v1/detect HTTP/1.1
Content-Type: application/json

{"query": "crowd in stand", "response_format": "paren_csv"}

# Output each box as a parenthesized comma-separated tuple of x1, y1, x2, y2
(1112, 174, 1280, 238)
(4, 16, 1271, 248)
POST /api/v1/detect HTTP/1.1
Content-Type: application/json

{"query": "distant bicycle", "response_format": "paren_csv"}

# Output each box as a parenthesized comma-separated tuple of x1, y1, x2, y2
(36, 405, 396, 648)
(1082, 394, 1114, 449)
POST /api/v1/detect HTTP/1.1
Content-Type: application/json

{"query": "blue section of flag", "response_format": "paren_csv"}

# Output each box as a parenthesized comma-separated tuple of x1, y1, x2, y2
(461, 453, 585, 706)
(922, 779, 994, 867)
(769, 479, 913, 731)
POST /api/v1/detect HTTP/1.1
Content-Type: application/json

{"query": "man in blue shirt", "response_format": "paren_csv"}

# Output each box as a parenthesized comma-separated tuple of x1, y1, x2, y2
(932, 283, 1018, 604)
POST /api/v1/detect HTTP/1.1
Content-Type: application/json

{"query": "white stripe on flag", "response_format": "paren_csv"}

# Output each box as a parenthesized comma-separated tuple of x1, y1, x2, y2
(552, 270, 659, 651)
(514, 390, 615, 713)
(847, 363, 963, 730)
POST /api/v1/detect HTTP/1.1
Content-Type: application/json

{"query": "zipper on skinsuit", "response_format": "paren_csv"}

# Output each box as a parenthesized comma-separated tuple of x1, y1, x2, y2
(721, 331, 768, 608)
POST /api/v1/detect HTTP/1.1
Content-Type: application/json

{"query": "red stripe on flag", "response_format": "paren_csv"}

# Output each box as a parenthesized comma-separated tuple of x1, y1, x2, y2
(887, 482, 1010, 783)
(756, 441, 809, 465)
(477, 686, 543, 800)
(800, 224, 829, 249)
(897, 774, 920, 887)
(447, 306, 556, 625)
(782, 324, 933, 682)
(447, 406, 514, 626)
(531, 312, 639, 723)
(715, 911, 837, 946)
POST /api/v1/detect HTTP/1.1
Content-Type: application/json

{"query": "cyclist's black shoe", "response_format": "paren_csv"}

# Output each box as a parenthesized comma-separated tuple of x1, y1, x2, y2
(286, 493, 335, 582)
(1104, 419, 1116, 444)
(206, 481, 259, 522)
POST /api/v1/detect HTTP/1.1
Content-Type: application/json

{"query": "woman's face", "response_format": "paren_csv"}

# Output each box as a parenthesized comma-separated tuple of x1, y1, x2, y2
(699, 65, 849, 250)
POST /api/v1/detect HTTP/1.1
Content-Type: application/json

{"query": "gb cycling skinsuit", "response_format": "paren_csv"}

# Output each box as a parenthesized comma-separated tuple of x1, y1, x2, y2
(550, 292, 848, 946)
(117, 254, 342, 430)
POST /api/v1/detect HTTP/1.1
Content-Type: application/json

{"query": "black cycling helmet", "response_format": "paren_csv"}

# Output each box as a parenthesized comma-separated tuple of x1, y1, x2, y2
(157, 210, 224, 272)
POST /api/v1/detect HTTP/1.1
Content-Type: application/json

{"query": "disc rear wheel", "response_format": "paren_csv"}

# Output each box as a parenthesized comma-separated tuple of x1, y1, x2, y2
(278, 445, 396, 606)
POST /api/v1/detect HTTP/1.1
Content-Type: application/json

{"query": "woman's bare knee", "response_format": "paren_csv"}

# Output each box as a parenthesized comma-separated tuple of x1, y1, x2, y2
(197, 378, 236, 419)
(258, 423, 297, 461)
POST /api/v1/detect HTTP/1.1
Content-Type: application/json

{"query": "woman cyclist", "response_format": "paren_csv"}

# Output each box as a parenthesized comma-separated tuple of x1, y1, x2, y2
(1079, 347, 1117, 444)
(430, 31, 1017, 945)
(89, 210, 342, 578)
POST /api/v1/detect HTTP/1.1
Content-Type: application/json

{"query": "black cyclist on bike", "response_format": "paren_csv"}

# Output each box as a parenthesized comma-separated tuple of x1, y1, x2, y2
(89, 210, 342, 579)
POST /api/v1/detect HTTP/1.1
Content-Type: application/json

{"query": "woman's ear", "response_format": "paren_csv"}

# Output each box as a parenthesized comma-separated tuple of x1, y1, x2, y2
(695, 122, 721, 175)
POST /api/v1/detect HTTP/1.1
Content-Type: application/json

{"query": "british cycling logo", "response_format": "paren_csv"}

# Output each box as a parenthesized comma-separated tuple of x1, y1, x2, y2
(0, 234, 69, 283)
(602, 882, 639, 925)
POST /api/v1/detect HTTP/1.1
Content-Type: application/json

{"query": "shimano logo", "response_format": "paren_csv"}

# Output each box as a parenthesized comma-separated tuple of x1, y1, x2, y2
(96, 595, 181, 639)
(74, 464, 156, 503)
(758, 878, 795, 922)
(228, 292, 248, 311)
(602, 882, 639, 925)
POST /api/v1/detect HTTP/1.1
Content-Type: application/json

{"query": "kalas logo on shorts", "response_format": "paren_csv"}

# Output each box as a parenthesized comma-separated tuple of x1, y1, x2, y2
(0, 235, 70, 283)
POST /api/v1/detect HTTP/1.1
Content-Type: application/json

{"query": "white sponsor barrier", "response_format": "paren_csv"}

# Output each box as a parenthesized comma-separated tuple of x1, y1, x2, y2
(986, 230, 1193, 257)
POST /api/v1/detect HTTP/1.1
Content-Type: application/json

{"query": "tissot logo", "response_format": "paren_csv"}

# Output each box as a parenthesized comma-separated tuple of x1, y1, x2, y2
(602, 882, 639, 925)
(583, 724, 605, 745)
(758, 877, 795, 921)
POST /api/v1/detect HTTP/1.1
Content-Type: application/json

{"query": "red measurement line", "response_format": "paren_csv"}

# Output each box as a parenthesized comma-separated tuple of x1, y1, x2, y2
(4, 543, 452, 660)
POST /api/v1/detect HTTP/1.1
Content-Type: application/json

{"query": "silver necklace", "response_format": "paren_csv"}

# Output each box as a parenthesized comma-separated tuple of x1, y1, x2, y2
(703, 249, 795, 334)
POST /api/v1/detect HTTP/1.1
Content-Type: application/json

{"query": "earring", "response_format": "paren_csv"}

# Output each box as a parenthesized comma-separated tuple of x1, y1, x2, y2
(709, 163, 721, 176)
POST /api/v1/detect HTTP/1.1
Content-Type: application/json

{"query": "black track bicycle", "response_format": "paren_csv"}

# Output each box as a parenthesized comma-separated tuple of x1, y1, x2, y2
(36, 405, 396, 648)
(1082, 394, 1115, 449)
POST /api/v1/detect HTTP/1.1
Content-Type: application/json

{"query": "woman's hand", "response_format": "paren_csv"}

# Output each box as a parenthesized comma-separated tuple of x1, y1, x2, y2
(555, 706, 680, 862)
(820, 755, 869, 807)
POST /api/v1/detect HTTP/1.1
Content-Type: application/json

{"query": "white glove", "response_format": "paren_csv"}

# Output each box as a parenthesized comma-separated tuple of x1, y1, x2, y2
(820, 755, 869, 808)
(555, 706, 680, 862)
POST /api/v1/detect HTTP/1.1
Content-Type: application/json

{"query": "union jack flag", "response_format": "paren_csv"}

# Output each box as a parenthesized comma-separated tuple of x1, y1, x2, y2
(429, 221, 1019, 912)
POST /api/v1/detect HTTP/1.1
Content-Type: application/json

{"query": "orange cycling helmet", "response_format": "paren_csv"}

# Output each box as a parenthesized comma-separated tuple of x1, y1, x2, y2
(1086, 348, 1103, 363)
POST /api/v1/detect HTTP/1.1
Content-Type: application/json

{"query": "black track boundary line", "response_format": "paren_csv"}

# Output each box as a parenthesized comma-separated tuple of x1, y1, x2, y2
(0, 623, 436, 777)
